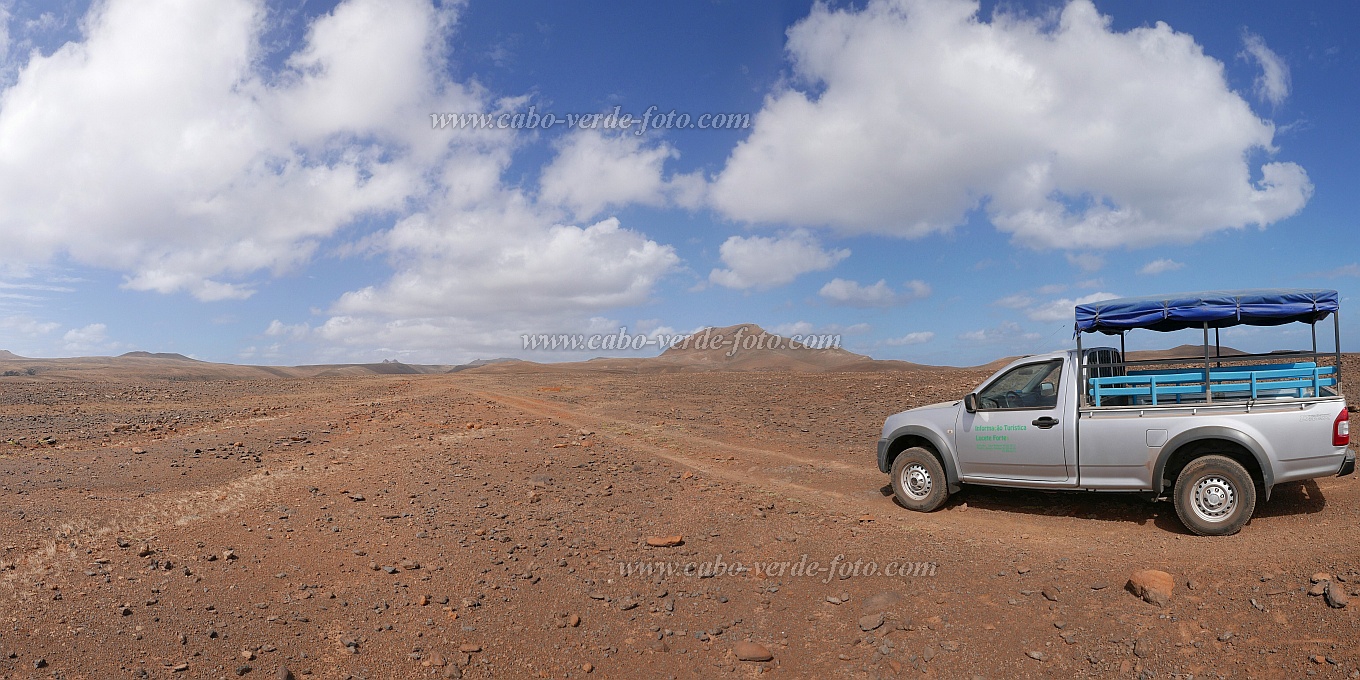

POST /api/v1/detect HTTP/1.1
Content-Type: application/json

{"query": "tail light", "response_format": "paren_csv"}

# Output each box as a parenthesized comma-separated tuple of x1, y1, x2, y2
(1334, 408, 1351, 447)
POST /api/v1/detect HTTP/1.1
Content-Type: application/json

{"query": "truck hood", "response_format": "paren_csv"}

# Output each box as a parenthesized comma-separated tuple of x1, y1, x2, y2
(880, 400, 961, 440)
(905, 400, 960, 413)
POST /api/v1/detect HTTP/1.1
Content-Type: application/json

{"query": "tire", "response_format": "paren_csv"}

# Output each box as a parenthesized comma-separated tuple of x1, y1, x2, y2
(1172, 455, 1256, 536)
(890, 447, 949, 512)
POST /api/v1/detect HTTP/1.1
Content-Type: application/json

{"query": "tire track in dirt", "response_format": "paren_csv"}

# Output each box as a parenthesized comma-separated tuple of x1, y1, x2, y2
(458, 386, 903, 517)
(454, 383, 1217, 548)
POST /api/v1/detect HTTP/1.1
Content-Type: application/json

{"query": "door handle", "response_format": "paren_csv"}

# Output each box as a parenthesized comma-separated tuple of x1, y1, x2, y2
(1032, 417, 1059, 429)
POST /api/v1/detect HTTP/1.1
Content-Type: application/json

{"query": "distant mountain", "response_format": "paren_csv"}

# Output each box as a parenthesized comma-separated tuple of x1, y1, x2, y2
(473, 323, 940, 375)
(447, 358, 522, 373)
(119, 351, 201, 361)
(1126, 344, 1246, 361)
(0, 350, 22, 360)
(0, 353, 456, 381)
(654, 323, 875, 371)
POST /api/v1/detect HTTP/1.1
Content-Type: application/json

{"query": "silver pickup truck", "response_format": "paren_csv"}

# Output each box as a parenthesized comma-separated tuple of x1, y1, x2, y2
(877, 289, 1355, 535)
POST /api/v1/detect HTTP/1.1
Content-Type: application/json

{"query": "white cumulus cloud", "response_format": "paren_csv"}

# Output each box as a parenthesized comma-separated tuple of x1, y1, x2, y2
(0, 315, 60, 336)
(960, 321, 1041, 344)
(1139, 258, 1185, 275)
(62, 323, 110, 354)
(709, 230, 849, 290)
(819, 278, 930, 307)
(885, 331, 935, 346)
(539, 131, 671, 218)
(0, 0, 492, 300)
(709, 0, 1311, 251)
(1241, 31, 1289, 107)
(0, 0, 686, 363)
(1028, 292, 1120, 322)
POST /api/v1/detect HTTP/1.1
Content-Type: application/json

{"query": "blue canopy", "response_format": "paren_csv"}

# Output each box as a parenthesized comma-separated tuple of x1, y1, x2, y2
(1075, 289, 1339, 335)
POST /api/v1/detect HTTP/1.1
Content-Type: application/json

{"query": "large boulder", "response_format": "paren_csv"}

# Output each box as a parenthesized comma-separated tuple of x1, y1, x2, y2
(1126, 569, 1175, 606)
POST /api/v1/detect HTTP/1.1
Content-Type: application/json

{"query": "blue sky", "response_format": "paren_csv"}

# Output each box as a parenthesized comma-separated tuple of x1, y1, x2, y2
(1, 0, 1357, 366)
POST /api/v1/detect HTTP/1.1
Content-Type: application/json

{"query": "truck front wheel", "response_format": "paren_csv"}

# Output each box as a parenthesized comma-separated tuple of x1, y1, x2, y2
(890, 447, 949, 512)
(1172, 455, 1256, 536)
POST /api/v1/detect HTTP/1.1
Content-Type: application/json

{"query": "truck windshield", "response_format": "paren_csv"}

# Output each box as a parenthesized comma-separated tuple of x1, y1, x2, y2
(977, 360, 1062, 410)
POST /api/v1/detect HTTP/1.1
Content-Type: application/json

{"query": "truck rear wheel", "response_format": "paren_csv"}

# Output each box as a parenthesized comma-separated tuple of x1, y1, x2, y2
(1172, 455, 1256, 536)
(890, 447, 949, 512)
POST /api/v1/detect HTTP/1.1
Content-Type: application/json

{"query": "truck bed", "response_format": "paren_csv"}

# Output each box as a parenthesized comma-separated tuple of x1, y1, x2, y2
(1087, 362, 1338, 407)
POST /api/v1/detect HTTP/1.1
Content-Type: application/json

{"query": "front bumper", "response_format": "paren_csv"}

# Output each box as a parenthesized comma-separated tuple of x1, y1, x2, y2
(1339, 450, 1356, 477)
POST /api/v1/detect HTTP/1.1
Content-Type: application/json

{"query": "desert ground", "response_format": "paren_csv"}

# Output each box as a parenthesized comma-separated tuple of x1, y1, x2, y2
(1, 329, 1357, 679)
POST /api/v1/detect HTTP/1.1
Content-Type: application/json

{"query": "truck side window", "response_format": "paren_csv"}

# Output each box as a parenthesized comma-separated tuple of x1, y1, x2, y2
(976, 360, 1063, 410)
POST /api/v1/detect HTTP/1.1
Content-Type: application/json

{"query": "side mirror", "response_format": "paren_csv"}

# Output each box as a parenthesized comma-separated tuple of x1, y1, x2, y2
(963, 393, 978, 413)
(1040, 382, 1055, 397)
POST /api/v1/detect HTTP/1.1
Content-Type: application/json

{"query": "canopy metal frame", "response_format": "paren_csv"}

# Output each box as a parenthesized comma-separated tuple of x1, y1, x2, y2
(1075, 290, 1342, 409)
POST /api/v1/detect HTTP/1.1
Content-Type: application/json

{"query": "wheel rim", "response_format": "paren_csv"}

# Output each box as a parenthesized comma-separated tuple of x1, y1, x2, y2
(1190, 475, 1236, 523)
(900, 463, 932, 501)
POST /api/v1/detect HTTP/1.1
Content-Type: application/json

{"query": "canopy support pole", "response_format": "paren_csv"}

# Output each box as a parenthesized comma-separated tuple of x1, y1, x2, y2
(1076, 331, 1086, 407)
(1214, 328, 1221, 367)
(1335, 312, 1343, 394)
(1203, 323, 1213, 404)
(1312, 321, 1319, 367)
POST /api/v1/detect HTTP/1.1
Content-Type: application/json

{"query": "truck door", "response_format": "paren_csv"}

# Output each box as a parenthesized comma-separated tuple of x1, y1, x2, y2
(956, 358, 1073, 484)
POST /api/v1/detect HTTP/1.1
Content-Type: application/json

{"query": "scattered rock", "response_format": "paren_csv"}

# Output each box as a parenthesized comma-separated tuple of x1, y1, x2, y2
(732, 641, 773, 662)
(458, 644, 481, 654)
(276, 667, 294, 680)
(1324, 581, 1349, 609)
(568, 613, 581, 627)
(1309, 582, 1328, 596)
(1134, 639, 1151, 658)
(1126, 569, 1174, 606)
(858, 613, 884, 632)
(1026, 651, 1047, 661)
(645, 535, 684, 548)
(1041, 588, 1059, 602)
